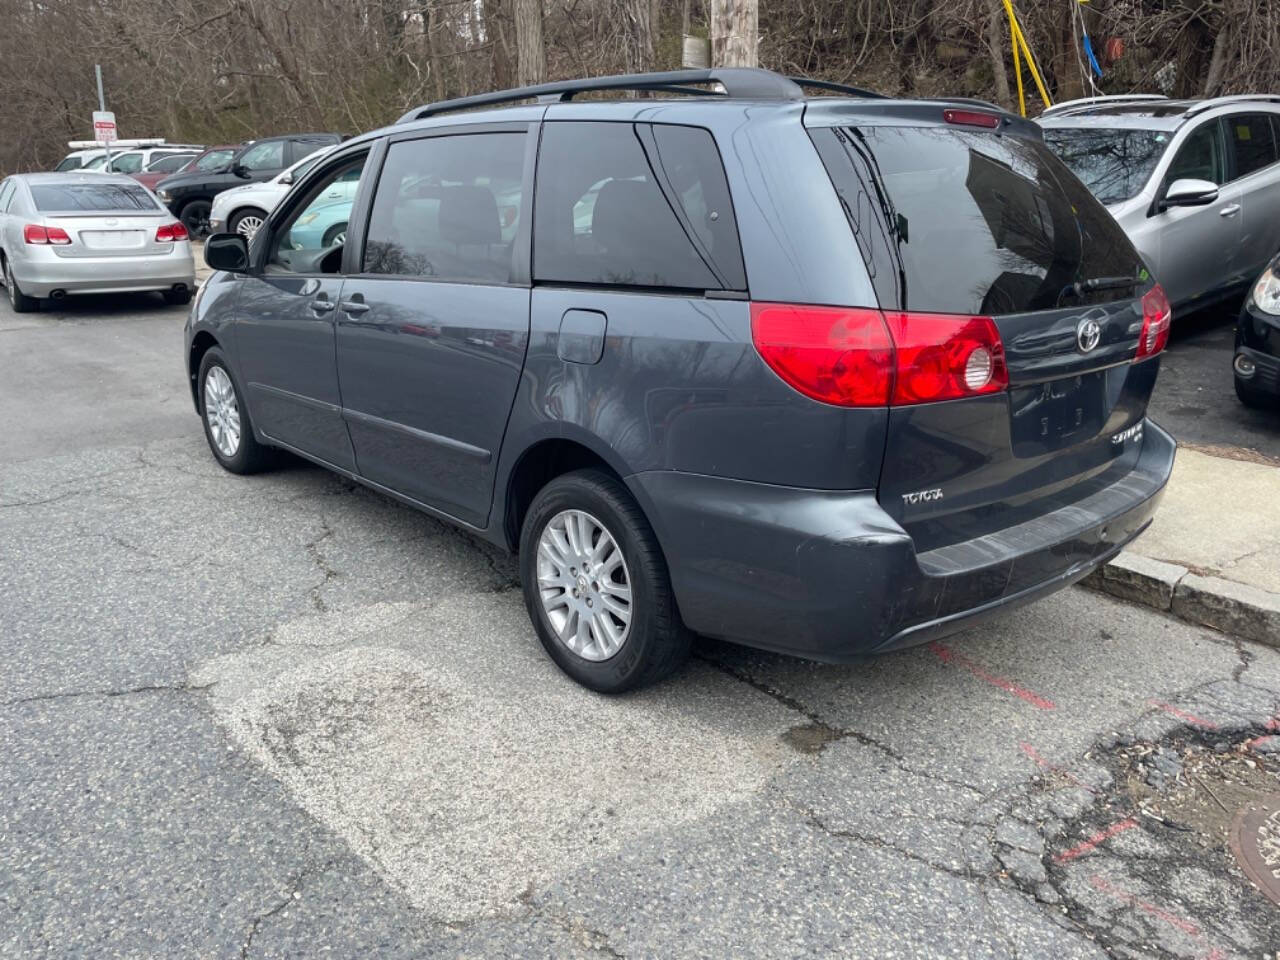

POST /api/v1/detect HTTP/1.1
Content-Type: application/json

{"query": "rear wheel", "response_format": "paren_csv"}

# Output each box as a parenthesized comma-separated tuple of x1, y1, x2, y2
(519, 469, 690, 692)
(229, 207, 267, 240)
(2, 256, 39, 313)
(179, 199, 212, 239)
(198, 347, 274, 474)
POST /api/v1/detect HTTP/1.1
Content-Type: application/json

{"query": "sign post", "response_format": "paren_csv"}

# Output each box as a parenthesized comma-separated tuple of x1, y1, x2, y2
(93, 64, 115, 169)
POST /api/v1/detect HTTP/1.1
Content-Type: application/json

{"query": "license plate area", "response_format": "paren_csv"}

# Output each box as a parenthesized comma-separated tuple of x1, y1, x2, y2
(1010, 372, 1106, 456)
(81, 230, 145, 250)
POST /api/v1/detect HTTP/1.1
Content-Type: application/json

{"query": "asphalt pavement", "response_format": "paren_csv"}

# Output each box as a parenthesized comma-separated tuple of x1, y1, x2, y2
(2, 295, 1279, 958)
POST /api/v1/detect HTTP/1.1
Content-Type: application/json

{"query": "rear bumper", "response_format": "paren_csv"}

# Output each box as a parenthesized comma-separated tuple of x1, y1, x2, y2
(628, 419, 1175, 662)
(14, 248, 196, 297)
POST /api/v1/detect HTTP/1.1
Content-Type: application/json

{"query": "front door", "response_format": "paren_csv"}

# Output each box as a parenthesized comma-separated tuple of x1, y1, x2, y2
(335, 128, 532, 527)
(1152, 119, 1241, 308)
(234, 152, 369, 470)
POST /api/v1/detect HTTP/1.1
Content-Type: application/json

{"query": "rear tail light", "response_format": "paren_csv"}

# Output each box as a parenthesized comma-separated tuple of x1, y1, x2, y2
(1135, 284, 1171, 360)
(751, 303, 1009, 408)
(24, 224, 72, 245)
(750, 303, 893, 406)
(155, 222, 189, 242)
(943, 108, 1001, 129)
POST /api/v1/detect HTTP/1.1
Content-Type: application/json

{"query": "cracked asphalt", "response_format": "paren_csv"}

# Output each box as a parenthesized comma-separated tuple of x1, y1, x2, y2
(3, 297, 1279, 958)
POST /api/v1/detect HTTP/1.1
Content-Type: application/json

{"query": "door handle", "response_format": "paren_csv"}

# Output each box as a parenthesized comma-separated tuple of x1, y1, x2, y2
(1219, 203, 1241, 217)
(309, 298, 335, 314)
(339, 300, 370, 316)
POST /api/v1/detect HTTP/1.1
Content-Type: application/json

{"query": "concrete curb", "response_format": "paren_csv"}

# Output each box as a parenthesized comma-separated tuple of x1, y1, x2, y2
(1084, 552, 1280, 646)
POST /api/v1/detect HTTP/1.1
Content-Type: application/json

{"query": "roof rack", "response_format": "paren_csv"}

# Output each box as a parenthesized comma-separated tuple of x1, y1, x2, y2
(397, 68, 804, 123)
(787, 77, 888, 100)
(1040, 94, 1168, 118)
(1184, 93, 1280, 116)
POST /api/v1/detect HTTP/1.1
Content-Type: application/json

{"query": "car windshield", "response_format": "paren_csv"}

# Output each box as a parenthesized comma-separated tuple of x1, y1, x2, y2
(55, 156, 85, 172)
(81, 155, 108, 170)
(1041, 127, 1171, 204)
(30, 182, 163, 212)
(193, 149, 235, 172)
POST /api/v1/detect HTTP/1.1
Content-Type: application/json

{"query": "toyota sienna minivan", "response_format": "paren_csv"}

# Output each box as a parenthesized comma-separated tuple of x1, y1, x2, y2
(186, 68, 1176, 692)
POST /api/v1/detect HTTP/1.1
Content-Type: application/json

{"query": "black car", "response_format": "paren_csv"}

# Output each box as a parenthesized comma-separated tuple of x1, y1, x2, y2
(1235, 252, 1280, 407)
(156, 133, 341, 236)
(187, 68, 1175, 692)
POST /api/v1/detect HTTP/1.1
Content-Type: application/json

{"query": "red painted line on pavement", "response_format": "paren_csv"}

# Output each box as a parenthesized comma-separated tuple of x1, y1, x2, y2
(1053, 817, 1138, 864)
(929, 642, 1056, 710)
(1244, 714, 1280, 750)
(1147, 700, 1218, 730)
(1088, 874, 1203, 938)
(1018, 742, 1100, 794)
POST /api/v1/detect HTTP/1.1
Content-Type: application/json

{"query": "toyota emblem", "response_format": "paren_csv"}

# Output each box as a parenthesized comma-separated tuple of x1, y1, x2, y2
(1076, 317, 1102, 354)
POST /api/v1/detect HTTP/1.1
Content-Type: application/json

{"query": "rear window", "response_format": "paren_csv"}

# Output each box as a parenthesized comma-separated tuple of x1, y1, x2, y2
(533, 121, 745, 291)
(30, 182, 162, 213)
(1041, 127, 1169, 203)
(811, 125, 1146, 315)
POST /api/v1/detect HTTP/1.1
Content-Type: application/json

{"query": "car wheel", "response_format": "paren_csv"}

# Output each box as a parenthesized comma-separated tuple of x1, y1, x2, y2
(2, 256, 40, 313)
(229, 207, 267, 241)
(163, 287, 193, 306)
(519, 469, 690, 693)
(197, 347, 274, 474)
(179, 200, 213, 239)
(322, 222, 348, 248)
(1235, 376, 1274, 409)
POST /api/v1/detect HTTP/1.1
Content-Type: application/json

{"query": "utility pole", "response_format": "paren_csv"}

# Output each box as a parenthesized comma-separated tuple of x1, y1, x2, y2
(95, 64, 115, 169)
(710, 0, 757, 68)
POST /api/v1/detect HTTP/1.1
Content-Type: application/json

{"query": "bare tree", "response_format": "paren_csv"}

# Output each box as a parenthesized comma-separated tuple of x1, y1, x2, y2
(515, 0, 547, 85)
(710, 0, 757, 67)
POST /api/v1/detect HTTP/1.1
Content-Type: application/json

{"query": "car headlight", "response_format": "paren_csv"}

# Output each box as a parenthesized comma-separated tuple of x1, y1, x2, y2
(296, 212, 318, 226)
(1253, 265, 1280, 316)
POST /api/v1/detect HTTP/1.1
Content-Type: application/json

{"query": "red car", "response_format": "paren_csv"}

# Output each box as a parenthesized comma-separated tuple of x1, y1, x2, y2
(132, 144, 240, 192)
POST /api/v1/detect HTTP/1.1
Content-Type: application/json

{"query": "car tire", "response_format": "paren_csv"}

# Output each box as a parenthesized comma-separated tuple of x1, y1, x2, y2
(1235, 376, 1274, 409)
(3, 256, 40, 313)
(163, 287, 192, 306)
(519, 469, 690, 693)
(229, 207, 268, 240)
(179, 199, 213, 239)
(322, 222, 348, 248)
(197, 347, 274, 474)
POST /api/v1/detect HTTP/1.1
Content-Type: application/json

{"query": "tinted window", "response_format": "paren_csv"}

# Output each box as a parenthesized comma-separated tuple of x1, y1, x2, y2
(270, 157, 366, 272)
(194, 149, 234, 172)
(1227, 114, 1279, 179)
(362, 133, 524, 284)
(1166, 122, 1226, 186)
(109, 153, 144, 173)
(534, 121, 742, 290)
(148, 153, 195, 173)
(811, 125, 1146, 315)
(29, 182, 161, 212)
(239, 140, 285, 171)
(1041, 127, 1170, 203)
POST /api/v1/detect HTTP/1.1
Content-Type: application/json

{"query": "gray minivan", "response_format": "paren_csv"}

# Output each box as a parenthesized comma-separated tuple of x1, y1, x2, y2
(187, 69, 1176, 692)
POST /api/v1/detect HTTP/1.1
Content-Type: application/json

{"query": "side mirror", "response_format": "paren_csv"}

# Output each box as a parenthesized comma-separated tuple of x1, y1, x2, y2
(231, 163, 252, 179)
(1161, 178, 1219, 210)
(279, 171, 294, 185)
(204, 233, 251, 273)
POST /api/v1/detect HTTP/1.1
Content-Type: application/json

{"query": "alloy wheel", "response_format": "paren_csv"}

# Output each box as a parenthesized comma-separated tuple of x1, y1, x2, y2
(203, 366, 241, 457)
(536, 509, 633, 661)
(234, 214, 263, 240)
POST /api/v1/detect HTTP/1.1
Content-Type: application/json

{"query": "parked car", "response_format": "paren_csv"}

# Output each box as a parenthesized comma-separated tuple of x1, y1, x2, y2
(135, 144, 243, 195)
(87, 145, 205, 176)
(188, 69, 1175, 692)
(55, 139, 169, 171)
(1039, 94, 1280, 313)
(1234, 252, 1280, 408)
(156, 134, 342, 237)
(0, 172, 194, 311)
(129, 151, 201, 190)
(208, 145, 336, 239)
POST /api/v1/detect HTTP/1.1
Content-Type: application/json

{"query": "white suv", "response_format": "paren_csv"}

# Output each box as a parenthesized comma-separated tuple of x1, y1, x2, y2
(207, 146, 336, 239)
(1040, 94, 1280, 312)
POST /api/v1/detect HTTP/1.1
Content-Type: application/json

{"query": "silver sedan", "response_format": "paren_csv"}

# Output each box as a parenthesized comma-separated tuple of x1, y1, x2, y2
(0, 172, 196, 312)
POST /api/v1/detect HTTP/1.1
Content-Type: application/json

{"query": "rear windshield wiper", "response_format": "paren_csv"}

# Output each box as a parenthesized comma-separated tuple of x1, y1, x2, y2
(1057, 275, 1142, 306)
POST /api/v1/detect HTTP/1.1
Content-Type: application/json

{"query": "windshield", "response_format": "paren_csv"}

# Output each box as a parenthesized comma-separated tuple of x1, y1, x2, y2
(193, 149, 235, 172)
(30, 182, 163, 213)
(1041, 127, 1170, 204)
(81, 155, 108, 170)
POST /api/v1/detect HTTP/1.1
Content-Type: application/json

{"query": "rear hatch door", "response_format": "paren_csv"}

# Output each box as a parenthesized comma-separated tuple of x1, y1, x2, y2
(809, 111, 1161, 554)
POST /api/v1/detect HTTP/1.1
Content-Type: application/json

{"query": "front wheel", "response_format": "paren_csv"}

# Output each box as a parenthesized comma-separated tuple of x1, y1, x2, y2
(519, 469, 690, 692)
(229, 207, 267, 240)
(322, 222, 348, 248)
(1235, 377, 1274, 409)
(179, 200, 212, 239)
(197, 347, 275, 474)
